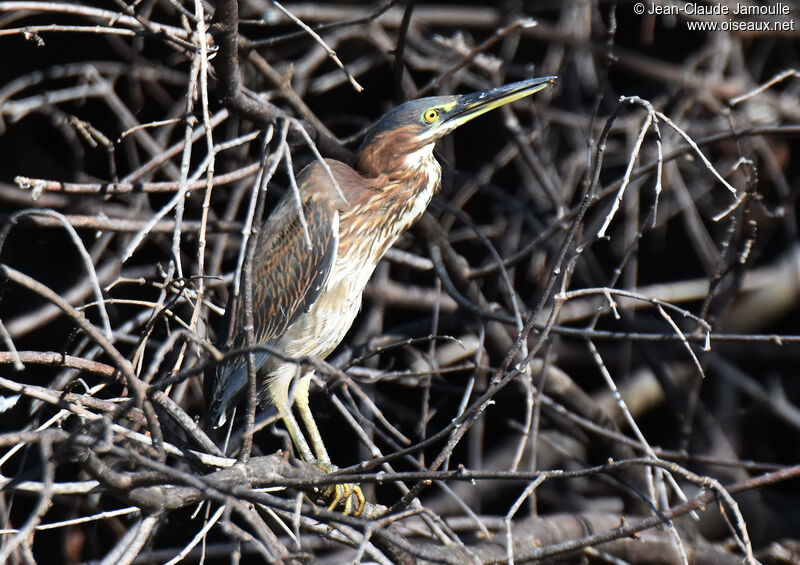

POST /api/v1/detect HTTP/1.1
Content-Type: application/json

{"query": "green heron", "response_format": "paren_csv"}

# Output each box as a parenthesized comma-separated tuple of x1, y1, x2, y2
(205, 76, 556, 513)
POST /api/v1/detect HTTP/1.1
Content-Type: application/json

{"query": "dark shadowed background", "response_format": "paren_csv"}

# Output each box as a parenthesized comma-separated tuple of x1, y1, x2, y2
(1, 1, 799, 563)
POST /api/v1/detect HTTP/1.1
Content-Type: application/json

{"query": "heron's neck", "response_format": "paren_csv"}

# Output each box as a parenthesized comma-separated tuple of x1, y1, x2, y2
(394, 142, 439, 217)
(338, 142, 440, 263)
(402, 143, 435, 171)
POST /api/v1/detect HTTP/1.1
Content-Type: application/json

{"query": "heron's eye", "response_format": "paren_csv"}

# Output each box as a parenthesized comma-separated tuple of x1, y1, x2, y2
(422, 108, 439, 123)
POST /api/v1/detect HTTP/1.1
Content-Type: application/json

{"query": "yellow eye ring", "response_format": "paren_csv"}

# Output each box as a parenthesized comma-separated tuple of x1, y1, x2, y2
(422, 108, 439, 123)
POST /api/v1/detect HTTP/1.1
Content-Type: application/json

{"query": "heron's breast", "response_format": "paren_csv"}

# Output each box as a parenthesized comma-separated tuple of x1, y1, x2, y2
(278, 256, 373, 360)
(277, 152, 440, 361)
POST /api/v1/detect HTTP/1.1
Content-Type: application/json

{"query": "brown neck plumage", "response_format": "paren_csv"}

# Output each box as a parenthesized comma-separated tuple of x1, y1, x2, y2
(326, 133, 440, 262)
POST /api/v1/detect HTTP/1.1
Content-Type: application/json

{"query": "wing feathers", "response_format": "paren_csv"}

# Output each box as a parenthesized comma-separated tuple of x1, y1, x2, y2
(205, 161, 342, 427)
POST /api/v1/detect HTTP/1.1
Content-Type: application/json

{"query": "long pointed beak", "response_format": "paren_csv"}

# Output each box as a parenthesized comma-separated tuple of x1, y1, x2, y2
(438, 76, 557, 135)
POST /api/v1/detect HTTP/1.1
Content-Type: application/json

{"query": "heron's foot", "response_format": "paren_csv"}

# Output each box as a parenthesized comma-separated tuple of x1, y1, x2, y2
(311, 462, 366, 516)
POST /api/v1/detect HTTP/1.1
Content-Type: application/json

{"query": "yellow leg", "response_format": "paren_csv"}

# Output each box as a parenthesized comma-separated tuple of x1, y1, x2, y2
(294, 372, 366, 516)
(268, 372, 315, 462)
(294, 373, 331, 464)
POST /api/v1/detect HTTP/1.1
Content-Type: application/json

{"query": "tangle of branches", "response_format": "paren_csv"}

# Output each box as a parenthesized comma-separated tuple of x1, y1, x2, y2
(1, 1, 799, 564)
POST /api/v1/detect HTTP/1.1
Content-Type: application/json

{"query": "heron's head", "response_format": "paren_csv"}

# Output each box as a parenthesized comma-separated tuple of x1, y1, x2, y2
(355, 76, 556, 176)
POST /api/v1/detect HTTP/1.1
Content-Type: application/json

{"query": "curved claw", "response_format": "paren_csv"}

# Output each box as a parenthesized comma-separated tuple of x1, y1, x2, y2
(313, 463, 366, 516)
(326, 482, 366, 516)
